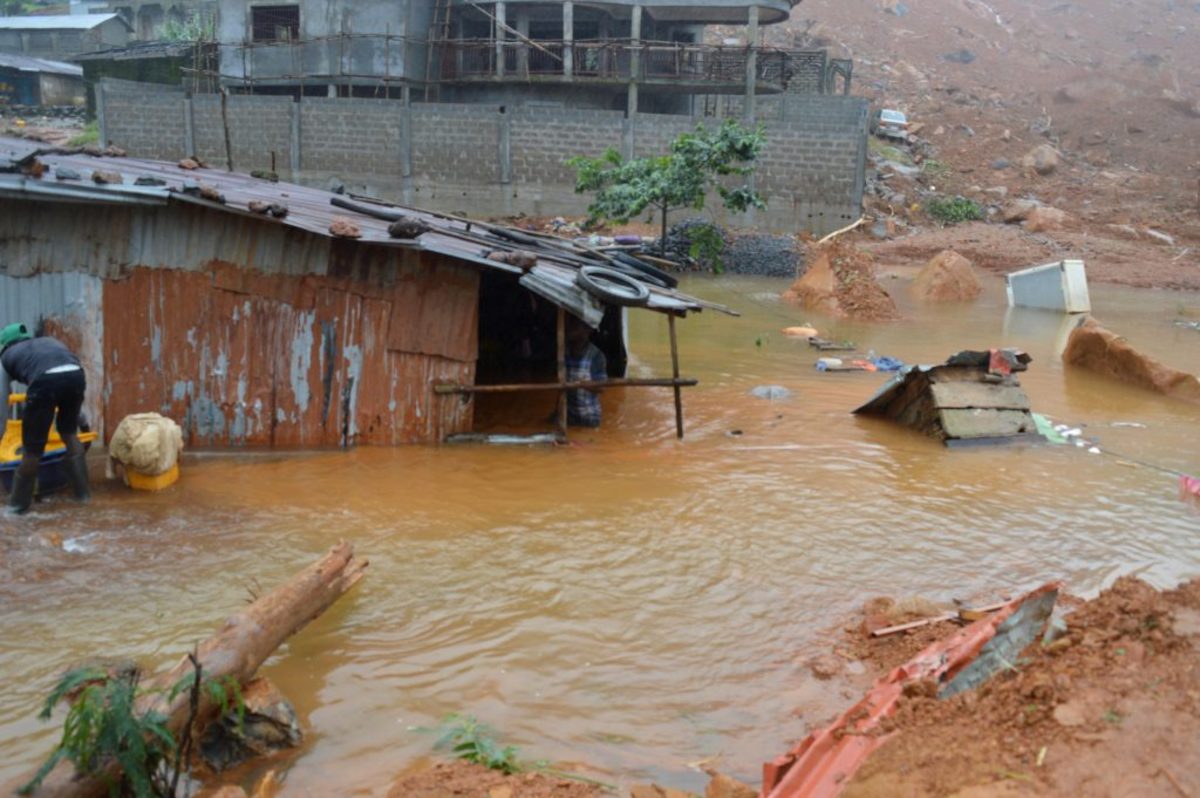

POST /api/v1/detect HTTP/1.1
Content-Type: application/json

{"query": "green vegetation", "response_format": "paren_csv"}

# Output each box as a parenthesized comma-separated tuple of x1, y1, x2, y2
(925, 195, 984, 225)
(868, 137, 913, 165)
(568, 118, 766, 249)
(0, 1, 41, 15)
(922, 158, 951, 179)
(67, 121, 99, 148)
(161, 11, 216, 42)
(20, 662, 245, 798)
(19, 669, 173, 797)
(685, 220, 728, 273)
(435, 714, 522, 775)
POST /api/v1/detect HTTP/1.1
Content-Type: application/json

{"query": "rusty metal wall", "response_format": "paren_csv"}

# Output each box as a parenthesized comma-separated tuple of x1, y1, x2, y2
(2, 199, 479, 447)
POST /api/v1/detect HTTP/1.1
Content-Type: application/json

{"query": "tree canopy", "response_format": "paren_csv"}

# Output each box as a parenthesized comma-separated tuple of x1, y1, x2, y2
(568, 119, 767, 247)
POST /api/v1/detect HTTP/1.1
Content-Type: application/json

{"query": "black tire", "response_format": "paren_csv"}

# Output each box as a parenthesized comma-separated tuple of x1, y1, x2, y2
(610, 251, 679, 289)
(576, 266, 651, 307)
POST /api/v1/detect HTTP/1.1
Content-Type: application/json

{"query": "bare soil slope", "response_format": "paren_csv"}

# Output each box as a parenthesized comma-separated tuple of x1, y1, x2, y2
(777, 0, 1200, 288)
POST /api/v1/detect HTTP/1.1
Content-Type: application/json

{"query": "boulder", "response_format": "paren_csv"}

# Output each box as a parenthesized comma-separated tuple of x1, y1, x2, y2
(705, 772, 757, 798)
(91, 169, 123, 185)
(1001, 199, 1040, 224)
(200, 677, 303, 772)
(1063, 319, 1200, 404)
(1023, 206, 1070, 233)
(912, 250, 981, 302)
(1021, 144, 1060, 175)
(781, 241, 899, 321)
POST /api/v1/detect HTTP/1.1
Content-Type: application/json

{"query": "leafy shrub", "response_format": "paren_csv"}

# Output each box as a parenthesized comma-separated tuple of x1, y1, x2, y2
(435, 714, 522, 775)
(925, 195, 984, 225)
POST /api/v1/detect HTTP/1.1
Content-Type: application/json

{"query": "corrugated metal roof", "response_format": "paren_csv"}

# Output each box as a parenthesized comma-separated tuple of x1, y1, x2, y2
(0, 13, 126, 30)
(0, 135, 731, 318)
(73, 40, 198, 61)
(0, 52, 83, 76)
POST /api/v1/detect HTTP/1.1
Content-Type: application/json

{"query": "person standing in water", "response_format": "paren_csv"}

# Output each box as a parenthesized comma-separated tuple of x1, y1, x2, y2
(1, 323, 90, 514)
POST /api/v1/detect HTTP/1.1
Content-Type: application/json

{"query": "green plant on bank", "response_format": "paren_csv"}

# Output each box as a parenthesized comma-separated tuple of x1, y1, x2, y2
(867, 137, 912, 165)
(435, 714, 522, 775)
(922, 158, 950, 179)
(19, 669, 174, 797)
(924, 195, 984, 225)
(21, 664, 246, 797)
(67, 121, 99, 148)
(568, 118, 766, 252)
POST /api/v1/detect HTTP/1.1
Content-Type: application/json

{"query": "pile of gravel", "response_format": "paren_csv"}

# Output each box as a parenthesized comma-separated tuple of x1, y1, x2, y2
(725, 233, 803, 278)
(657, 216, 732, 270)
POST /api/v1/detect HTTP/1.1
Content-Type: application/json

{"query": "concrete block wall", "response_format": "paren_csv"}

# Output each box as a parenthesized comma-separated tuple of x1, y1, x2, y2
(409, 104, 499, 186)
(99, 79, 186, 162)
(97, 79, 866, 235)
(509, 108, 624, 187)
(300, 98, 404, 179)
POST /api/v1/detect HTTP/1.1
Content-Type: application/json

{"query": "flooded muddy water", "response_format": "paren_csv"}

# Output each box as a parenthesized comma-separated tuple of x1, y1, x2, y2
(1, 273, 1198, 793)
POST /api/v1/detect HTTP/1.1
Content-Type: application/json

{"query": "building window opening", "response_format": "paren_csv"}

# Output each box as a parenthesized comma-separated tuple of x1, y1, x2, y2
(251, 5, 299, 42)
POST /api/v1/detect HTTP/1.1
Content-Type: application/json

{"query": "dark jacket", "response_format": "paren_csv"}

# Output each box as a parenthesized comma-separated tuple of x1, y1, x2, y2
(1, 337, 82, 409)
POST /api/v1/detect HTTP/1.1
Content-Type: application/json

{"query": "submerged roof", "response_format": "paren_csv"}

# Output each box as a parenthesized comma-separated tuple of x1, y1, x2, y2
(0, 52, 83, 77)
(0, 13, 127, 30)
(0, 136, 731, 319)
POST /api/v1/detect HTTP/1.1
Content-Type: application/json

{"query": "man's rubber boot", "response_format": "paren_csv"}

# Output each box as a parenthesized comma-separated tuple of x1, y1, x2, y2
(65, 454, 91, 503)
(5, 469, 36, 515)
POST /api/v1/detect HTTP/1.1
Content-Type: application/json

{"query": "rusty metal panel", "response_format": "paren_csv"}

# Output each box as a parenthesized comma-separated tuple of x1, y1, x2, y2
(0, 200, 331, 280)
(385, 254, 480, 364)
(101, 265, 476, 447)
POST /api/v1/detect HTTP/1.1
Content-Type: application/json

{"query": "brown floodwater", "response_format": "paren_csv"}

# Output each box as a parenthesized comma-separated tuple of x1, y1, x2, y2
(1, 273, 1198, 794)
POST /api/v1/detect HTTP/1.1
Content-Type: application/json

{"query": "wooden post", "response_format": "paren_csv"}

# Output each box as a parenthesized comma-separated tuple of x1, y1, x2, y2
(668, 312, 684, 439)
(220, 88, 233, 172)
(556, 307, 568, 438)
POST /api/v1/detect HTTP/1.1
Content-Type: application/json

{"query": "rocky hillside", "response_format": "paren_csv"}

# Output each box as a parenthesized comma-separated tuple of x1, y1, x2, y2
(765, 0, 1200, 286)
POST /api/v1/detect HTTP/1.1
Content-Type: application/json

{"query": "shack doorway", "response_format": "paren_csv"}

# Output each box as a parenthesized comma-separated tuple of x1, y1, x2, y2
(474, 272, 626, 432)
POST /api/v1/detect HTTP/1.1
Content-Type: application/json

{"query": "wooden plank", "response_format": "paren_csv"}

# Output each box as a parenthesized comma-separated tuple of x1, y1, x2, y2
(434, 377, 698, 394)
(668, 313, 684, 440)
(556, 308, 567, 438)
(930, 382, 1031, 410)
(940, 408, 1035, 439)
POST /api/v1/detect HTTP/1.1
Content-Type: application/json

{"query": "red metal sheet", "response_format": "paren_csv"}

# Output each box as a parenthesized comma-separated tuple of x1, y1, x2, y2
(102, 263, 475, 447)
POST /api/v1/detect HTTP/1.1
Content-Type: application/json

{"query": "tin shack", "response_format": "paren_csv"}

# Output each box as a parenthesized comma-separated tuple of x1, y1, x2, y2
(0, 137, 726, 447)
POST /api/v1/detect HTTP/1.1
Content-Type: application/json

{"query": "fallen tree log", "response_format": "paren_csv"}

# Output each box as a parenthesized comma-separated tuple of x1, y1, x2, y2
(7, 541, 368, 798)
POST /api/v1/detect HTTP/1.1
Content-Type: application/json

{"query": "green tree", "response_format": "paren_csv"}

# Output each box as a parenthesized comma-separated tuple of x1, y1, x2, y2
(568, 118, 767, 250)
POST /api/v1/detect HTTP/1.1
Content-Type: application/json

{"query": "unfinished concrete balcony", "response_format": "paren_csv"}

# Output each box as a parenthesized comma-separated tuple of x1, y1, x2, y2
(437, 39, 792, 95)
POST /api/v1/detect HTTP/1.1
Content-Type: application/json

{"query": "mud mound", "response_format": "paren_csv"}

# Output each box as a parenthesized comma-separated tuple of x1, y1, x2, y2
(912, 249, 981, 301)
(1063, 318, 1200, 404)
(781, 240, 899, 321)
(387, 761, 604, 798)
(844, 577, 1200, 797)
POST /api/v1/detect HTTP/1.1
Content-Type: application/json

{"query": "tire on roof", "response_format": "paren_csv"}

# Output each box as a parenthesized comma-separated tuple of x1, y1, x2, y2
(576, 266, 651, 307)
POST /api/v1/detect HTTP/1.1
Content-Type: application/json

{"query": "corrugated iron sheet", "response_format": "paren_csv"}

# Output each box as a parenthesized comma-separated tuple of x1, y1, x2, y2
(101, 265, 476, 447)
(0, 135, 728, 447)
(0, 135, 719, 315)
